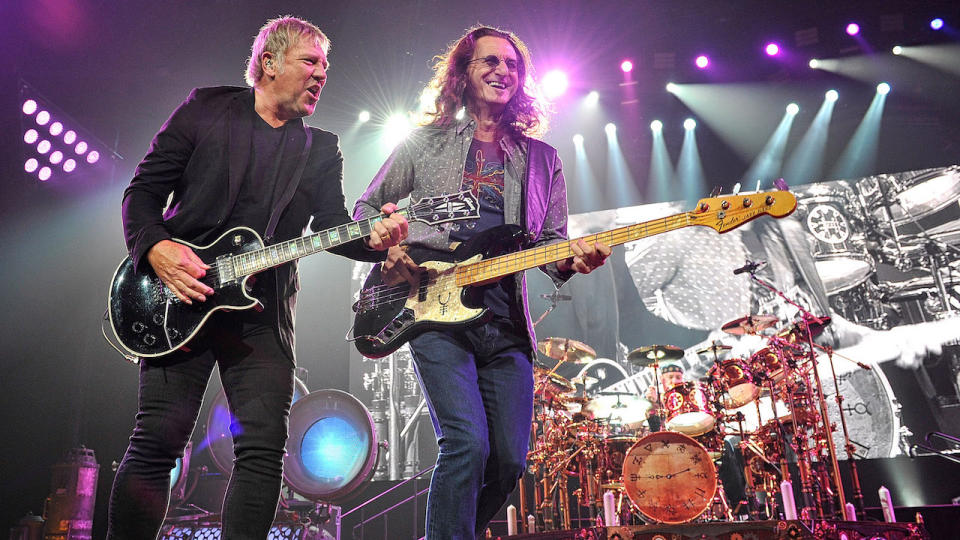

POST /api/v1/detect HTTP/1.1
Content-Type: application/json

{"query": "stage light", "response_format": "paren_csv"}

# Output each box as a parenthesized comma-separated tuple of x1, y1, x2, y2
(584, 90, 599, 106)
(383, 113, 411, 148)
(665, 82, 678, 93)
(695, 55, 709, 69)
(38, 167, 52, 181)
(24, 129, 39, 144)
(684, 118, 696, 130)
(63, 159, 77, 173)
(75, 141, 88, 155)
(765, 43, 780, 56)
(455, 107, 466, 120)
(37, 140, 51, 154)
(25, 158, 39, 173)
(846, 23, 860, 36)
(826, 89, 839, 102)
(50, 151, 63, 165)
(357, 110, 370, 123)
(87, 151, 100, 164)
(930, 18, 944, 30)
(49, 122, 63, 136)
(620, 60, 633, 73)
(892, 45, 903, 55)
(786, 103, 800, 115)
(542, 70, 569, 99)
(572, 133, 584, 146)
(650, 120, 663, 133)
(36, 110, 50, 126)
(604, 123, 617, 135)
(877, 82, 891, 95)
(22, 99, 38, 115)
(63, 130, 76, 144)
(809, 58, 820, 69)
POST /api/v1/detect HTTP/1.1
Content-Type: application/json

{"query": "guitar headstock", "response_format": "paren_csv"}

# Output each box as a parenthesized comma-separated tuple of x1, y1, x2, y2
(688, 189, 797, 233)
(406, 190, 480, 226)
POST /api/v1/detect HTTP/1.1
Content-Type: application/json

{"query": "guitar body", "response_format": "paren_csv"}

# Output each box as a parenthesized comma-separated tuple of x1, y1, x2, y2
(353, 225, 527, 358)
(108, 227, 264, 357)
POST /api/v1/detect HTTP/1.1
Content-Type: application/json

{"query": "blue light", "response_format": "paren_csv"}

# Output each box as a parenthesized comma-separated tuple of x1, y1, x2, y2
(169, 457, 183, 490)
(931, 18, 944, 30)
(301, 417, 369, 490)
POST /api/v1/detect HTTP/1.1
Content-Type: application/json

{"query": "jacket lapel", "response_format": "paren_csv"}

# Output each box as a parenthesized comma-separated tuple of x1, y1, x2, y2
(224, 91, 254, 224)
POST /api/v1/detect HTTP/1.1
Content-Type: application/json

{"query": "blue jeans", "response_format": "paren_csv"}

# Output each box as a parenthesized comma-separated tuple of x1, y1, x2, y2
(409, 320, 534, 539)
(107, 312, 294, 540)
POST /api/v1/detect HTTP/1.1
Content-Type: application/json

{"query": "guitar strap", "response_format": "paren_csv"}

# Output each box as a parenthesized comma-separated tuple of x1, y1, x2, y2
(264, 126, 313, 242)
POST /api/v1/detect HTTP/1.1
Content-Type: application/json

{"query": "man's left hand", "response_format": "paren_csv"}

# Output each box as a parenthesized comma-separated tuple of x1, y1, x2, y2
(367, 202, 408, 251)
(557, 238, 611, 274)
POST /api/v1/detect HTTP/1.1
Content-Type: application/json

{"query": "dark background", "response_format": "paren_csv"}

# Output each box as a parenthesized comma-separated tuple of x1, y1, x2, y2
(2, 0, 959, 536)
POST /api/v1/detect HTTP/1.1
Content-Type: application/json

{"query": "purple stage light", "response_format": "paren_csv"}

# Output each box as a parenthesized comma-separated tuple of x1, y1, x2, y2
(36, 110, 50, 125)
(930, 18, 944, 30)
(37, 140, 51, 154)
(22, 99, 38, 115)
(75, 141, 88, 155)
(620, 60, 633, 73)
(695, 55, 709, 69)
(24, 129, 39, 144)
(541, 70, 569, 100)
(38, 167, 52, 181)
(846, 23, 860, 36)
(765, 43, 780, 56)
(50, 151, 64, 164)
(49, 122, 63, 136)
(25, 158, 39, 173)
(63, 130, 77, 144)
(87, 151, 100, 164)
(63, 159, 77, 173)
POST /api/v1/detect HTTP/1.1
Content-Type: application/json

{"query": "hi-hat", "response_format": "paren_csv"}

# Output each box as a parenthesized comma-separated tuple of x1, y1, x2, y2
(628, 345, 684, 366)
(722, 314, 779, 335)
(696, 342, 733, 356)
(537, 337, 596, 363)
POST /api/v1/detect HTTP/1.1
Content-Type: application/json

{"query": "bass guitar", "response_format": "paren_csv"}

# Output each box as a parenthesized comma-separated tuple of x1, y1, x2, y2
(351, 190, 798, 358)
(108, 191, 479, 359)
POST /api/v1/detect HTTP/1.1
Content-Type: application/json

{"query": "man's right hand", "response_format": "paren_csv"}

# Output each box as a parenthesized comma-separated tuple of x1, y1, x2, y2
(381, 245, 422, 287)
(146, 239, 214, 305)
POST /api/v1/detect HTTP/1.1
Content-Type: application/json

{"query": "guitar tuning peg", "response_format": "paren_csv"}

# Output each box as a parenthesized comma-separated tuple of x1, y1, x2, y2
(732, 182, 742, 195)
(774, 178, 790, 191)
(710, 185, 722, 197)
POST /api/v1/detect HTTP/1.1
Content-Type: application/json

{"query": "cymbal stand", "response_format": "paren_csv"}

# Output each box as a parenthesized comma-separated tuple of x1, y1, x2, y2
(747, 268, 846, 518)
(822, 344, 865, 517)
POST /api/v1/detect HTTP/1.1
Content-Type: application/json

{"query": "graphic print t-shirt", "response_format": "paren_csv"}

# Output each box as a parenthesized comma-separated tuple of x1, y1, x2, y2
(451, 138, 515, 319)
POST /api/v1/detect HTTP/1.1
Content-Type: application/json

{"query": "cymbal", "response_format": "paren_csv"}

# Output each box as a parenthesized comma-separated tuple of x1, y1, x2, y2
(778, 315, 832, 341)
(537, 337, 596, 363)
(583, 394, 651, 429)
(628, 345, 684, 366)
(722, 314, 779, 335)
(533, 367, 576, 395)
(570, 374, 599, 386)
(696, 342, 732, 355)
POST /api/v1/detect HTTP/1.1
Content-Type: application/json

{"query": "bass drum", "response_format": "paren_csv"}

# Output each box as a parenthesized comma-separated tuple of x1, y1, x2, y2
(796, 182, 873, 294)
(858, 167, 960, 244)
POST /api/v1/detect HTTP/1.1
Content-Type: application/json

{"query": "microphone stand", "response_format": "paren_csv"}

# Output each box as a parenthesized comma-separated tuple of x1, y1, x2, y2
(744, 265, 848, 519)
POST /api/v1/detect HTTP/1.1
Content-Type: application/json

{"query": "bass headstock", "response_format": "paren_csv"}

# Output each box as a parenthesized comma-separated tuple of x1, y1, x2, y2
(688, 189, 798, 233)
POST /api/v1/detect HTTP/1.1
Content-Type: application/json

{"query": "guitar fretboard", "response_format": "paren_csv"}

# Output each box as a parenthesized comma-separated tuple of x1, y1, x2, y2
(233, 211, 408, 277)
(455, 213, 693, 285)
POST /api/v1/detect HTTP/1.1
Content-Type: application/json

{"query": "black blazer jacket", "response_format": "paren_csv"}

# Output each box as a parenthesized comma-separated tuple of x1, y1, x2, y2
(121, 86, 382, 359)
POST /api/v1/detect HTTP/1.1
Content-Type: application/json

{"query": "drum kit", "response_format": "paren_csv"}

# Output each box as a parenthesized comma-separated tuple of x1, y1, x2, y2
(526, 311, 867, 528)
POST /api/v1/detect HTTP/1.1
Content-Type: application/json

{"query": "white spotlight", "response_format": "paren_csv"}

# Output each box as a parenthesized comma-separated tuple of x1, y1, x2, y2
(604, 123, 617, 135)
(665, 82, 678, 93)
(877, 82, 891, 95)
(892, 46, 903, 55)
(584, 91, 600, 106)
(358, 110, 371, 123)
(650, 120, 663, 133)
(683, 118, 696, 130)
(808, 58, 820, 69)
(383, 113, 411, 148)
(825, 90, 839, 102)
(786, 103, 800, 115)
(572, 133, 584, 146)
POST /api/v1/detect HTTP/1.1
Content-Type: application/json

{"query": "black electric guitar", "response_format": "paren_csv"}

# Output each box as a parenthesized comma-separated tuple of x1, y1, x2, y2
(351, 190, 798, 358)
(108, 191, 479, 358)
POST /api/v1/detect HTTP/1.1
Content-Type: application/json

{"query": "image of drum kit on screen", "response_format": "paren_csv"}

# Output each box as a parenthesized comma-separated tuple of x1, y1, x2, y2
(527, 313, 862, 528)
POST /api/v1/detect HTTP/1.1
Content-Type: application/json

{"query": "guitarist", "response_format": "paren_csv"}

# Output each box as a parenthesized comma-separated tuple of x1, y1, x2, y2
(354, 26, 610, 539)
(108, 17, 407, 540)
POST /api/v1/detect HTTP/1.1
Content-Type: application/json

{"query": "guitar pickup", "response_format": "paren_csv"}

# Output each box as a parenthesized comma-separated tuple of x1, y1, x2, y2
(417, 273, 429, 302)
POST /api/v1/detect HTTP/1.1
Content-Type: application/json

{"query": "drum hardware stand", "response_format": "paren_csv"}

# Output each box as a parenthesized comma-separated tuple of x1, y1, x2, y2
(911, 431, 960, 464)
(822, 344, 866, 516)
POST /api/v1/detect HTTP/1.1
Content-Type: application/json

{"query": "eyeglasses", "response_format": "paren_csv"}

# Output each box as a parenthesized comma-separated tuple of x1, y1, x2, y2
(468, 55, 519, 72)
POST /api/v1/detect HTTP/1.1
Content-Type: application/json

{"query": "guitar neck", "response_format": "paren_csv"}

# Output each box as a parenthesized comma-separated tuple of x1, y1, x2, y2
(455, 212, 693, 286)
(233, 212, 405, 277)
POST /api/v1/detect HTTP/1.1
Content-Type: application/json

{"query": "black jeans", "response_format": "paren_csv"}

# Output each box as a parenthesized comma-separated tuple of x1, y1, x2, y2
(107, 311, 295, 540)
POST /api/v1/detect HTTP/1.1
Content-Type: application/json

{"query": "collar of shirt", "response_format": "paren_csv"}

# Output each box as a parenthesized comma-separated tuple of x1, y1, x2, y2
(455, 116, 521, 160)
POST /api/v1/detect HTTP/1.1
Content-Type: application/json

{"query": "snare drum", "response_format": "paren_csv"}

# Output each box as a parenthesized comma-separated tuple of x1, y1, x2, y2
(663, 381, 717, 436)
(749, 347, 786, 383)
(709, 358, 760, 408)
(796, 182, 873, 293)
